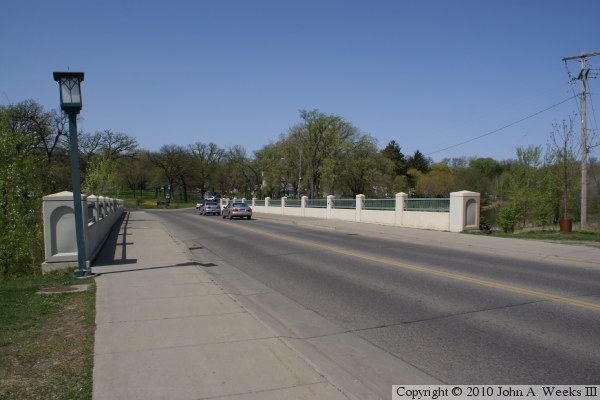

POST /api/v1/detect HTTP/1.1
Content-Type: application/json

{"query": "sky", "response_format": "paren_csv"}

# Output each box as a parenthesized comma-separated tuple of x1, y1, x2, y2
(2, 0, 599, 162)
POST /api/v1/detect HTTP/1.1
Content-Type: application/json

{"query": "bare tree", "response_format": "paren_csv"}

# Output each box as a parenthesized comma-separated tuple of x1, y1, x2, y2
(79, 129, 138, 161)
(1, 100, 69, 162)
(149, 145, 194, 202)
(119, 151, 152, 198)
(189, 142, 225, 197)
(549, 116, 578, 220)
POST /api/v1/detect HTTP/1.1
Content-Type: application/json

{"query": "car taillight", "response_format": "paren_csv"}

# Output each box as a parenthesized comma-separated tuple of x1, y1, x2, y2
(233, 208, 239, 212)
(248, 207, 252, 212)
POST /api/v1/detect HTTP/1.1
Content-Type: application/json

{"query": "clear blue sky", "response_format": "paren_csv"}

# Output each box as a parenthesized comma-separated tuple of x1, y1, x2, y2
(2, 0, 599, 162)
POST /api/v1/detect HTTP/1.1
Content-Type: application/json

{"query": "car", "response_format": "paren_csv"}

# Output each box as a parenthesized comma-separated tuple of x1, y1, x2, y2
(222, 202, 252, 220)
(199, 200, 220, 215)
(195, 202, 204, 210)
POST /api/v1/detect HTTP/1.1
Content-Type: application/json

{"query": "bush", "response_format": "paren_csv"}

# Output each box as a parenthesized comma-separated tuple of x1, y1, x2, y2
(497, 203, 522, 233)
(479, 217, 491, 234)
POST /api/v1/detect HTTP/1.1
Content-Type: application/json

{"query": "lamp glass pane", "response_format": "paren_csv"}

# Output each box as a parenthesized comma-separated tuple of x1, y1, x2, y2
(60, 78, 81, 105)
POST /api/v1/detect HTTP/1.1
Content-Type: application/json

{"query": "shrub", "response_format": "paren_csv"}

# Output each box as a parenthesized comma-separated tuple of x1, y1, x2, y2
(479, 217, 491, 234)
(498, 203, 522, 233)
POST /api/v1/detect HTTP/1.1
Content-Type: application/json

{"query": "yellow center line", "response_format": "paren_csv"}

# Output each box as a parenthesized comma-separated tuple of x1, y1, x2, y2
(235, 222, 600, 312)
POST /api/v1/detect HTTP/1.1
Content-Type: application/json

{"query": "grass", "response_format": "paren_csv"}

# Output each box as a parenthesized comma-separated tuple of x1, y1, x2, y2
(469, 228, 600, 243)
(0, 270, 96, 400)
(124, 198, 196, 209)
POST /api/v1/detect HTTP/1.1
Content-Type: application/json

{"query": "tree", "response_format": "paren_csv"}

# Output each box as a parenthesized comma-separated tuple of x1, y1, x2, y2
(415, 163, 456, 197)
(502, 145, 547, 227)
(79, 130, 138, 196)
(548, 117, 578, 220)
(79, 129, 138, 161)
(118, 151, 153, 198)
(189, 142, 225, 197)
(381, 140, 407, 176)
(254, 143, 281, 198)
(338, 135, 384, 196)
(288, 110, 359, 198)
(83, 155, 118, 196)
(497, 203, 522, 233)
(407, 150, 431, 173)
(222, 146, 256, 198)
(149, 145, 193, 203)
(0, 129, 46, 278)
(465, 157, 503, 203)
(1, 100, 54, 157)
(406, 149, 431, 190)
(0, 101, 73, 192)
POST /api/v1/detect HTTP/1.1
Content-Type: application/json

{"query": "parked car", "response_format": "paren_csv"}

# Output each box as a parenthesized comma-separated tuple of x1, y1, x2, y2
(199, 201, 220, 215)
(222, 202, 252, 220)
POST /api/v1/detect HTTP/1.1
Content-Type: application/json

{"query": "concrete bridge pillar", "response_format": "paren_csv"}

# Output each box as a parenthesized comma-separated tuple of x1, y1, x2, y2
(42, 191, 88, 272)
(450, 191, 480, 232)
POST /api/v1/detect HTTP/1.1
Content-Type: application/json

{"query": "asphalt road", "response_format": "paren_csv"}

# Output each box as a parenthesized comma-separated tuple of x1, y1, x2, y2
(150, 209, 600, 385)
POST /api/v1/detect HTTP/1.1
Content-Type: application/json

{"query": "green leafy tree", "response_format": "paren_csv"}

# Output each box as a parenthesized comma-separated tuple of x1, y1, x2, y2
(288, 110, 358, 198)
(407, 150, 431, 173)
(0, 130, 45, 278)
(406, 150, 431, 190)
(497, 203, 522, 233)
(415, 163, 456, 197)
(83, 155, 118, 196)
(502, 145, 544, 227)
(381, 140, 407, 176)
(338, 135, 384, 196)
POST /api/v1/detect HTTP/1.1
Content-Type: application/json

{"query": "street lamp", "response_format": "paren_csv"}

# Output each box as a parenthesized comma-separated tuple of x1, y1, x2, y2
(53, 71, 89, 277)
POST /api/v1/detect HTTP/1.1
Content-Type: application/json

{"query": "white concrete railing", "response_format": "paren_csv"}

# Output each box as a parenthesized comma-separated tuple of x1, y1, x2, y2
(41, 191, 124, 274)
(248, 191, 480, 232)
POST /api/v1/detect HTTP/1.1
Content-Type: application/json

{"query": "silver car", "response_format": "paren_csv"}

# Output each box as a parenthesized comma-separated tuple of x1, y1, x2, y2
(199, 201, 220, 216)
(222, 202, 252, 220)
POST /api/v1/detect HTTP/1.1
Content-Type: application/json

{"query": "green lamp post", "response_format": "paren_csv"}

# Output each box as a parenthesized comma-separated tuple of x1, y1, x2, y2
(53, 71, 89, 277)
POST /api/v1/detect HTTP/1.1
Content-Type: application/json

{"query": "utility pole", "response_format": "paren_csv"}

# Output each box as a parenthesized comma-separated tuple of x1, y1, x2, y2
(562, 51, 600, 230)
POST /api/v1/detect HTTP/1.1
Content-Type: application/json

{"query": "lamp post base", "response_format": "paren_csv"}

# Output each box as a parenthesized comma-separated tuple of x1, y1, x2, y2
(74, 269, 95, 278)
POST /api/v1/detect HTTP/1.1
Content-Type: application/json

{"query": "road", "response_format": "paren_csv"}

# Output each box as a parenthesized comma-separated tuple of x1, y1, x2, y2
(150, 209, 600, 386)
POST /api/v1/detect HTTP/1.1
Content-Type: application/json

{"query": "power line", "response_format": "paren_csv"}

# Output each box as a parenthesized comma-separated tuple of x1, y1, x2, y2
(566, 58, 600, 138)
(562, 51, 600, 231)
(426, 95, 578, 156)
(586, 72, 599, 138)
(589, 88, 598, 138)
(564, 61, 582, 115)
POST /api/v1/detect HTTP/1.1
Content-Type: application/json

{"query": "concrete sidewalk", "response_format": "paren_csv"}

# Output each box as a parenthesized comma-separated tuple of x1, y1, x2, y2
(91, 210, 350, 400)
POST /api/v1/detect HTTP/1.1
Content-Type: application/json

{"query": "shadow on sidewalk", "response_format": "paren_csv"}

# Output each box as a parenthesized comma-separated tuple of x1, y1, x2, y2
(96, 261, 206, 276)
(93, 211, 138, 267)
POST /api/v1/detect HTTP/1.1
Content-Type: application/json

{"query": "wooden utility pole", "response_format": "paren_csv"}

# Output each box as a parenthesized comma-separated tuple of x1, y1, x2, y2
(562, 51, 600, 230)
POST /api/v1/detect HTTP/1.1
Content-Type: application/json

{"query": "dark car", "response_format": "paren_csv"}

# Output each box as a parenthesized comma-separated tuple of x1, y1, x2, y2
(222, 202, 252, 219)
(199, 201, 220, 216)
